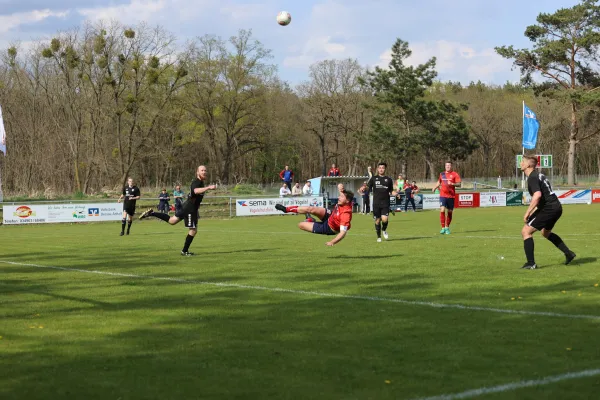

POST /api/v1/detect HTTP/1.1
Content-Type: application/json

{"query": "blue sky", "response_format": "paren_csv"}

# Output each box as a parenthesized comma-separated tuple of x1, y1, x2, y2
(0, 0, 581, 85)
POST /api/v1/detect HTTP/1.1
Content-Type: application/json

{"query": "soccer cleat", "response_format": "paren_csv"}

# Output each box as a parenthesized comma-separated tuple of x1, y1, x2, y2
(444, 227, 451, 235)
(521, 262, 537, 270)
(275, 204, 287, 213)
(440, 228, 446, 234)
(181, 251, 195, 256)
(126, 231, 130, 236)
(565, 251, 576, 265)
(139, 209, 153, 220)
(382, 231, 389, 240)
(377, 238, 382, 243)
(119, 232, 124, 236)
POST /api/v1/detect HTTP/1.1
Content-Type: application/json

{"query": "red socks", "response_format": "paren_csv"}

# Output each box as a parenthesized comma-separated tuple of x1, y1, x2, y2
(447, 211, 453, 227)
(286, 205, 298, 213)
(440, 212, 446, 228)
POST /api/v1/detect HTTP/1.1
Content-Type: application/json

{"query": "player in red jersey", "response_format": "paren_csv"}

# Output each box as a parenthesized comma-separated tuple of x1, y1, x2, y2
(432, 161, 461, 235)
(275, 187, 354, 246)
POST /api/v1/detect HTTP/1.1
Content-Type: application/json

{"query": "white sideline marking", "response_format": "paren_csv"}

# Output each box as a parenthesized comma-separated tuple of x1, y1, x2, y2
(2, 260, 600, 321)
(411, 368, 600, 400)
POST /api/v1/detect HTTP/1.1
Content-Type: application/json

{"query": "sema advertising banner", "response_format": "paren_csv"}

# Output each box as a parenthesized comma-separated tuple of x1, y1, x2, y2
(236, 196, 324, 217)
(455, 192, 480, 208)
(3, 203, 124, 225)
(555, 190, 592, 204)
(593, 190, 600, 204)
(479, 192, 507, 207)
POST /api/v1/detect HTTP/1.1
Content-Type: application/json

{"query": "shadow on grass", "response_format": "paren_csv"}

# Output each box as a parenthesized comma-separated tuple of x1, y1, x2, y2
(386, 236, 431, 242)
(571, 257, 597, 265)
(331, 254, 402, 259)
(3, 284, 600, 400)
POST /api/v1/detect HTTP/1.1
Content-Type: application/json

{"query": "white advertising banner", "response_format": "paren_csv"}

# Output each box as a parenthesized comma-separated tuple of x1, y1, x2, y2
(422, 194, 439, 210)
(555, 189, 592, 205)
(235, 196, 324, 216)
(3, 203, 124, 225)
(479, 192, 507, 207)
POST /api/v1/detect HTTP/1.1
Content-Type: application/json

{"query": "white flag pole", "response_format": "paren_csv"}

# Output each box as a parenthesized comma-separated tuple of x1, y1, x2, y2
(521, 101, 526, 189)
(0, 104, 6, 202)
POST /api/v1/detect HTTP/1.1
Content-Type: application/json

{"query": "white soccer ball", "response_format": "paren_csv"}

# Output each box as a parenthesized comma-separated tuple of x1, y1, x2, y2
(277, 11, 291, 26)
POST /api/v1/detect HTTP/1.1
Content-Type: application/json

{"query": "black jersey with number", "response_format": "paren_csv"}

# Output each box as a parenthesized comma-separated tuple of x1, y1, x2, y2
(122, 185, 140, 208)
(367, 175, 394, 206)
(527, 170, 559, 210)
(182, 178, 205, 212)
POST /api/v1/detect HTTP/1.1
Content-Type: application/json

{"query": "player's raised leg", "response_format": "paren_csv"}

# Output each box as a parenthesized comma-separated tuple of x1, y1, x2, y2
(275, 204, 327, 221)
(139, 208, 181, 225)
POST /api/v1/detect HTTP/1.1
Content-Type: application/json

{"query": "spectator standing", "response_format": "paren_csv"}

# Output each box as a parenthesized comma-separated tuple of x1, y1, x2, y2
(279, 165, 294, 190)
(358, 181, 370, 214)
(173, 185, 185, 213)
(158, 188, 170, 213)
(292, 182, 303, 196)
(279, 183, 291, 197)
(396, 174, 405, 192)
(403, 180, 418, 212)
(328, 163, 341, 176)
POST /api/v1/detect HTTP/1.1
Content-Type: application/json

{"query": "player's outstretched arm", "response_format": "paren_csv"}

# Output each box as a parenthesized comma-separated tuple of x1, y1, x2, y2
(326, 230, 347, 246)
(194, 185, 217, 194)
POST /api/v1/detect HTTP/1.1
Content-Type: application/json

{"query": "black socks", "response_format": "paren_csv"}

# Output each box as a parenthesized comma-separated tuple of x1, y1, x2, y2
(382, 221, 388, 232)
(182, 234, 195, 252)
(524, 238, 535, 264)
(153, 212, 171, 223)
(547, 233, 571, 255)
(375, 223, 381, 238)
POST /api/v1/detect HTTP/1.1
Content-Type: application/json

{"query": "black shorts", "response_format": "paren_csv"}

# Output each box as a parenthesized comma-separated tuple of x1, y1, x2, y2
(312, 210, 337, 236)
(440, 197, 455, 210)
(123, 205, 136, 216)
(176, 208, 198, 229)
(527, 205, 562, 231)
(372, 205, 390, 219)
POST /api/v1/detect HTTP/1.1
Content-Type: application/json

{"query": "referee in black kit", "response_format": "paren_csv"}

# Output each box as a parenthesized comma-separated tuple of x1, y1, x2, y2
(520, 156, 576, 269)
(118, 177, 141, 236)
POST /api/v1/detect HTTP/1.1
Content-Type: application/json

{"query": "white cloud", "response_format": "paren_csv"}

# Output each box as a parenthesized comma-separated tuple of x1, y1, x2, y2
(281, 1, 359, 69)
(283, 36, 348, 69)
(374, 40, 516, 84)
(0, 9, 69, 34)
(78, 0, 167, 23)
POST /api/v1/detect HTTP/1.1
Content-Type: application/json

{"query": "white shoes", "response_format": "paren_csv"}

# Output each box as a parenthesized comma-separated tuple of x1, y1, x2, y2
(377, 238, 382, 243)
(382, 231, 389, 240)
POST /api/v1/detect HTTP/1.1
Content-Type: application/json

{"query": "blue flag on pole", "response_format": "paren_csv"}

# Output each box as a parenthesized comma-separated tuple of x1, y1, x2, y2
(523, 103, 539, 150)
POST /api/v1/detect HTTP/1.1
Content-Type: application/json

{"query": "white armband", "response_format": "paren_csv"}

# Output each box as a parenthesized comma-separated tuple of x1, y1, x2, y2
(340, 226, 348, 232)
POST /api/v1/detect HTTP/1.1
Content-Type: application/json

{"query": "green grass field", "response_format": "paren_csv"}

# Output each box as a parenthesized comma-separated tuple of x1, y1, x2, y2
(1, 206, 600, 400)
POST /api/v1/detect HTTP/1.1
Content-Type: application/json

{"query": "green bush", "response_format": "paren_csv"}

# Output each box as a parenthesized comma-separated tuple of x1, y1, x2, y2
(232, 184, 263, 195)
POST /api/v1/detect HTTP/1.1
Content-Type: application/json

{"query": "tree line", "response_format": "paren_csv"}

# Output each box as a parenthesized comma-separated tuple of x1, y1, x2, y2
(1, 1, 600, 196)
